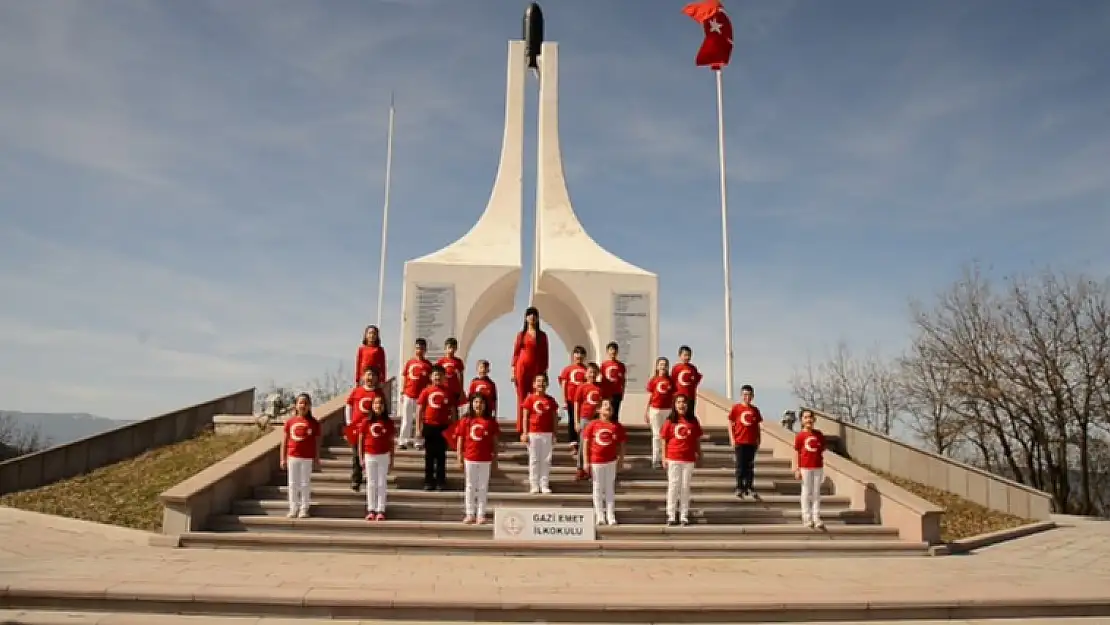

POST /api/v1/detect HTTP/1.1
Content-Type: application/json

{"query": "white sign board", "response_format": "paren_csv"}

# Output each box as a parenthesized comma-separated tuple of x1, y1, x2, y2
(611, 292, 652, 389)
(413, 284, 456, 361)
(493, 507, 596, 541)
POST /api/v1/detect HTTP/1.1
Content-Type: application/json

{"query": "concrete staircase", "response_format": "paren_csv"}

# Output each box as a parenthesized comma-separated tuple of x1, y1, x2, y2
(176, 423, 929, 556)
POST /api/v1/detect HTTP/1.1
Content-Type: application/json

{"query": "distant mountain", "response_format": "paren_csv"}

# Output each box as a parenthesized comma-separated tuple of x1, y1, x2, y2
(0, 411, 136, 456)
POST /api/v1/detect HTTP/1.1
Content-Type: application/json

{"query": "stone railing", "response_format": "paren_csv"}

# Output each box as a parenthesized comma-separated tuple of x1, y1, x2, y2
(0, 388, 255, 495)
(697, 390, 944, 544)
(805, 408, 1052, 520)
(159, 379, 393, 535)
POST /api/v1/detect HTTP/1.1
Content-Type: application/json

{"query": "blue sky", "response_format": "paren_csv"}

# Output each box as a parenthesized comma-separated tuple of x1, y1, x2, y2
(1, 0, 1107, 421)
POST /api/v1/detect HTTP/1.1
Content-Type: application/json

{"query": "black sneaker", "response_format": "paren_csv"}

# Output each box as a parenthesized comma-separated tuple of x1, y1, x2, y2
(680, 518, 690, 526)
(423, 484, 435, 491)
(351, 483, 361, 493)
(666, 518, 678, 527)
(735, 489, 744, 498)
(435, 483, 446, 491)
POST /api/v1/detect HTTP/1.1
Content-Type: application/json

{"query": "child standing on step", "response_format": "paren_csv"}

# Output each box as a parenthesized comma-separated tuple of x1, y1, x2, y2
(520, 372, 559, 494)
(728, 384, 763, 499)
(660, 395, 702, 526)
(437, 337, 467, 415)
(358, 394, 395, 522)
(457, 394, 500, 524)
(599, 342, 627, 422)
(280, 393, 321, 519)
(572, 362, 604, 481)
(558, 346, 588, 453)
(581, 399, 626, 526)
(793, 409, 827, 529)
(417, 365, 454, 491)
(466, 359, 498, 418)
(345, 367, 382, 491)
(671, 345, 702, 416)
(644, 357, 675, 469)
(398, 338, 433, 449)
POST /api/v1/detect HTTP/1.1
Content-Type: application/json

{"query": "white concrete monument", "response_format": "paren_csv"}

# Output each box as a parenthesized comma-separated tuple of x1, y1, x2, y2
(398, 37, 660, 394)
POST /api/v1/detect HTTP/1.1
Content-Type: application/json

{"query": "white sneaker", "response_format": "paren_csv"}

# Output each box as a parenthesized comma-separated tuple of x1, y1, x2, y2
(540, 484, 552, 494)
(607, 517, 618, 526)
(297, 507, 310, 519)
(286, 509, 297, 519)
(529, 486, 540, 495)
(804, 519, 815, 528)
(814, 519, 825, 530)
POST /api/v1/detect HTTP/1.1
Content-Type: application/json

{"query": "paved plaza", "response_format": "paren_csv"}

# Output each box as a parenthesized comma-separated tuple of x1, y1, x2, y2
(1, 507, 1108, 607)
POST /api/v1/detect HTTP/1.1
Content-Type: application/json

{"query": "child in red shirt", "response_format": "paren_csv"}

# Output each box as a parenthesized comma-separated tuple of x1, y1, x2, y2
(660, 395, 702, 526)
(728, 384, 764, 499)
(572, 362, 604, 480)
(280, 393, 321, 519)
(599, 342, 627, 422)
(644, 356, 675, 469)
(456, 394, 500, 524)
(793, 409, 828, 529)
(357, 394, 396, 521)
(581, 399, 626, 526)
(520, 372, 560, 494)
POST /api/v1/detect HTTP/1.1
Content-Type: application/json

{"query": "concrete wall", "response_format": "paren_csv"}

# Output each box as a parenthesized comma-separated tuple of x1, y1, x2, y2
(805, 408, 1053, 520)
(160, 379, 392, 535)
(0, 388, 255, 496)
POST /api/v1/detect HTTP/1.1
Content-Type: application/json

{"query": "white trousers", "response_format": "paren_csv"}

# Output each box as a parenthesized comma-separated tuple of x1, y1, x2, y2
(666, 460, 694, 520)
(800, 468, 824, 523)
(464, 460, 492, 518)
(399, 396, 418, 443)
(527, 432, 554, 489)
(363, 453, 390, 512)
(590, 460, 617, 523)
(647, 408, 671, 463)
(286, 457, 313, 512)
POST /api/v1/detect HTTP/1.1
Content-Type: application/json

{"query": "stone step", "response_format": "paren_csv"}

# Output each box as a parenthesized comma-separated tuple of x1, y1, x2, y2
(319, 450, 785, 470)
(209, 515, 900, 541)
(230, 499, 866, 524)
(299, 472, 834, 495)
(326, 442, 768, 457)
(256, 485, 848, 510)
(177, 530, 927, 558)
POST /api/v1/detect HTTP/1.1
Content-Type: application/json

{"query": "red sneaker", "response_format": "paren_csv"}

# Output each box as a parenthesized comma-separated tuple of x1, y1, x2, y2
(375, 513, 386, 521)
(365, 512, 376, 522)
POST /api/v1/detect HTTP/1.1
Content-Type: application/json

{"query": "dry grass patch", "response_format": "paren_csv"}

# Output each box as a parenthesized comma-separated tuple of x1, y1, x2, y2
(862, 464, 1031, 542)
(0, 428, 264, 531)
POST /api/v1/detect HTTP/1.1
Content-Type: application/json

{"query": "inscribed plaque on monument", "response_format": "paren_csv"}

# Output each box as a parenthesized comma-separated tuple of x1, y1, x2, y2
(414, 284, 456, 361)
(611, 292, 651, 389)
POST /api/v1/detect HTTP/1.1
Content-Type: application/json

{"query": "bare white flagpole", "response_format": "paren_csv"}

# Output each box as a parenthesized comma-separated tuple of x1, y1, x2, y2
(375, 92, 395, 327)
(714, 68, 736, 400)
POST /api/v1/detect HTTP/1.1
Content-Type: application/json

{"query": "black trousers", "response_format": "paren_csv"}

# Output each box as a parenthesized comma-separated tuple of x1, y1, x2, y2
(735, 444, 758, 492)
(423, 423, 448, 487)
(350, 443, 363, 485)
(610, 393, 624, 422)
(566, 403, 578, 443)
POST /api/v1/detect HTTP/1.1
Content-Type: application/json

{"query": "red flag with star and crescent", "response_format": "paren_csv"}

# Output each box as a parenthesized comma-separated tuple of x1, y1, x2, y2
(683, 0, 734, 69)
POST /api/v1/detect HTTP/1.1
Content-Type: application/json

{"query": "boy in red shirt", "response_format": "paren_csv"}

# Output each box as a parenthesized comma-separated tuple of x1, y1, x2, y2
(572, 362, 604, 480)
(728, 384, 763, 499)
(599, 342, 627, 422)
(417, 365, 455, 491)
(660, 395, 702, 526)
(793, 409, 828, 529)
(456, 394, 500, 524)
(437, 337, 466, 410)
(345, 367, 381, 491)
(280, 393, 321, 519)
(465, 359, 498, 417)
(670, 345, 702, 415)
(558, 346, 588, 450)
(581, 399, 626, 526)
(520, 372, 560, 494)
(398, 338, 433, 449)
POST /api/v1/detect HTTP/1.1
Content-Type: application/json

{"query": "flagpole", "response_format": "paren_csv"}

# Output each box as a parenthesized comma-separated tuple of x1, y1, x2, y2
(375, 92, 395, 327)
(714, 68, 736, 400)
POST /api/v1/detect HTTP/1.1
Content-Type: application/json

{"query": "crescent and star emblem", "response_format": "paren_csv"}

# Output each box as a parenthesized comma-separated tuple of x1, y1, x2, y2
(428, 391, 445, 409)
(290, 422, 309, 442)
(569, 369, 586, 384)
(804, 436, 821, 453)
(677, 370, 692, 386)
(358, 398, 373, 414)
(475, 382, 489, 394)
(739, 410, 754, 427)
(535, 399, 548, 413)
(469, 423, 487, 442)
(406, 363, 421, 380)
(586, 390, 601, 405)
(657, 380, 671, 394)
(593, 428, 614, 447)
(675, 424, 690, 440)
(605, 367, 619, 382)
(369, 422, 385, 438)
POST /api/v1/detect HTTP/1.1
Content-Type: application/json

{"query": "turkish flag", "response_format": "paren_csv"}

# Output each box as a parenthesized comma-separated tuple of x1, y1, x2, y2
(443, 421, 459, 452)
(683, 0, 734, 69)
(343, 423, 360, 446)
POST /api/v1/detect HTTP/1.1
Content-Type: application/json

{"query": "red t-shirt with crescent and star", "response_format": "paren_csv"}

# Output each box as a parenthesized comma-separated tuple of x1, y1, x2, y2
(401, 357, 433, 399)
(660, 417, 703, 463)
(599, 359, 627, 398)
(646, 375, 675, 410)
(523, 392, 559, 434)
(794, 429, 827, 469)
(346, 386, 381, 426)
(574, 383, 603, 420)
(728, 403, 763, 446)
(467, 376, 498, 415)
(355, 344, 386, 383)
(670, 363, 702, 399)
(581, 420, 627, 465)
(436, 355, 466, 404)
(283, 415, 320, 459)
(417, 383, 454, 427)
(457, 416, 500, 462)
(558, 363, 589, 406)
(360, 418, 396, 455)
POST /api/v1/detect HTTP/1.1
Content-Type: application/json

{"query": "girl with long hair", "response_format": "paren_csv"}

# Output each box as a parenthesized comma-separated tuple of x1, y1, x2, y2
(644, 356, 675, 469)
(358, 394, 396, 521)
(659, 394, 702, 526)
(280, 393, 321, 519)
(510, 307, 549, 433)
(456, 394, 500, 524)
(580, 399, 626, 526)
(355, 325, 386, 384)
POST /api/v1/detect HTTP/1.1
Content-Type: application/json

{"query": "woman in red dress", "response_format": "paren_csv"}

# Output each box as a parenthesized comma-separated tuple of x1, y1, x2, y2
(355, 325, 387, 384)
(511, 307, 549, 433)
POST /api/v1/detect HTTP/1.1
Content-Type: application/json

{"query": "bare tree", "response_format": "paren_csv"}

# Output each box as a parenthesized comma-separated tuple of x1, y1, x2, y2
(898, 339, 967, 455)
(790, 343, 901, 435)
(256, 362, 353, 417)
(0, 415, 48, 461)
